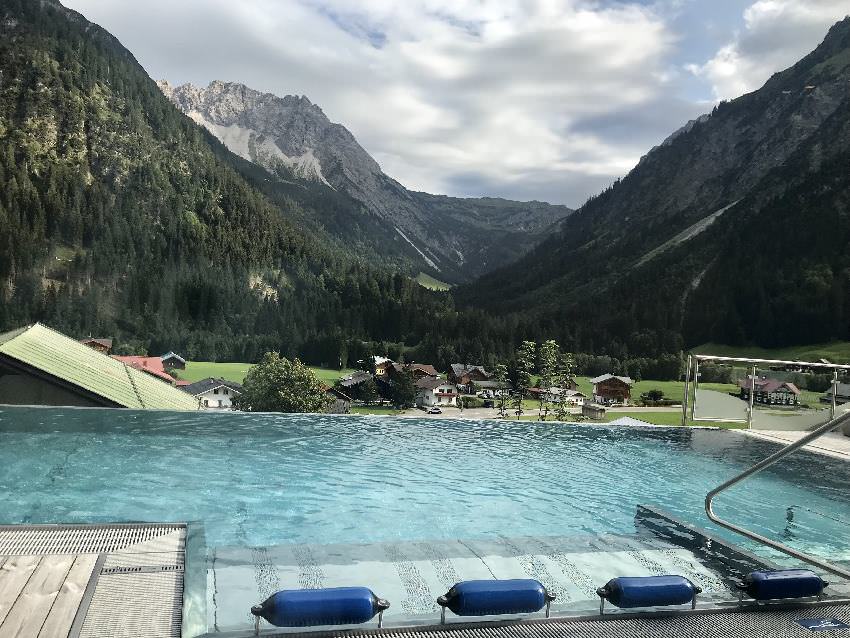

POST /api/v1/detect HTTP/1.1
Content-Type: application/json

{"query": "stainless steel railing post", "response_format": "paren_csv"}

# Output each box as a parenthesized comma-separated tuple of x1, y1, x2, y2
(682, 354, 692, 427)
(705, 410, 850, 579)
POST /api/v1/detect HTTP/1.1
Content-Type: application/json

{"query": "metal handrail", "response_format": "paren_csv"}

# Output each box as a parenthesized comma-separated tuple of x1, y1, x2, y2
(705, 410, 850, 580)
(694, 354, 850, 370)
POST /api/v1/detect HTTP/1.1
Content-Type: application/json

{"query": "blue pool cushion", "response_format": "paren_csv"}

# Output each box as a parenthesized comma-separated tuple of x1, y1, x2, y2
(597, 575, 701, 612)
(251, 586, 390, 627)
(739, 570, 827, 601)
(437, 579, 556, 618)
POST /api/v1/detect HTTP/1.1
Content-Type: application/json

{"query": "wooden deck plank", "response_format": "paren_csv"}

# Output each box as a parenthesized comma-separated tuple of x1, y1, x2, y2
(38, 555, 99, 638)
(0, 556, 41, 628)
(0, 555, 74, 638)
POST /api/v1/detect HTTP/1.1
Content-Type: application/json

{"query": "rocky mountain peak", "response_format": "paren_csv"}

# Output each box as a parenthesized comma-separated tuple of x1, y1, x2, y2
(161, 79, 571, 282)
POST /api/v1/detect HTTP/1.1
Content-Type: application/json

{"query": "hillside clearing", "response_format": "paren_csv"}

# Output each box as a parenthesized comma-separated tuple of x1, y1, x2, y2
(415, 272, 452, 291)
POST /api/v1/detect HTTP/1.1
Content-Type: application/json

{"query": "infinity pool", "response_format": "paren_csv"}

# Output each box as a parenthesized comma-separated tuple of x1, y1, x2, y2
(1, 405, 848, 559)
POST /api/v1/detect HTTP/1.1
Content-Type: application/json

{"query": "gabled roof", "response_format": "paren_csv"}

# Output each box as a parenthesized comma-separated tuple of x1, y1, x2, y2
(393, 362, 439, 376)
(184, 377, 243, 397)
(339, 370, 373, 387)
(738, 377, 801, 395)
(450, 363, 489, 377)
(325, 387, 352, 402)
(112, 356, 175, 383)
(824, 383, 850, 398)
(160, 351, 186, 364)
(416, 376, 453, 391)
(0, 324, 200, 410)
(529, 387, 587, 397)
(590, 374, 634, 386)
(80, 337, 113, 349)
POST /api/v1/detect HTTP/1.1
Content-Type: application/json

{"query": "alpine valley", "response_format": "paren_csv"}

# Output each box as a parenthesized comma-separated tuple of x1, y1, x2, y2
(158, 79, 572, 283)
(1, 0, 849, 368)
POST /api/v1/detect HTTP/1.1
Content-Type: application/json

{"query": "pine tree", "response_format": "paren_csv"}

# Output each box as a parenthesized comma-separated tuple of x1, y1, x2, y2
(537, 340, 558, 421)
(513, 341, 535, 419)
(494, 363, 509, 418)
(553, 350, 575, 421)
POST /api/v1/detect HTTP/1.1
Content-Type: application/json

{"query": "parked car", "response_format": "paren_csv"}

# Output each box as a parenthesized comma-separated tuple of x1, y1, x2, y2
(427, 407, 442, 414)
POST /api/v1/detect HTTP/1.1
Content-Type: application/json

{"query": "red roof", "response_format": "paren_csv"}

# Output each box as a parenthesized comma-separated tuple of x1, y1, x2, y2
(738, 377, 801, 395)
(112, 356, 176, 384)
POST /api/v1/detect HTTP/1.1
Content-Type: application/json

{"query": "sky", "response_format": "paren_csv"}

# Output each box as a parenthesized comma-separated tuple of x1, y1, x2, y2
(62, 0, 849, 208)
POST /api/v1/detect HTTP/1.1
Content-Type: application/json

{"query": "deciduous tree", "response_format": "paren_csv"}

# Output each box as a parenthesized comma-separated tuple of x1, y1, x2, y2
(235, 352, 330, 413)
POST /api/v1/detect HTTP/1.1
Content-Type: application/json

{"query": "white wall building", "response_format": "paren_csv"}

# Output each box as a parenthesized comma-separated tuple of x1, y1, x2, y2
(184, 378, 242, 409)
(416, 377, 458, 407)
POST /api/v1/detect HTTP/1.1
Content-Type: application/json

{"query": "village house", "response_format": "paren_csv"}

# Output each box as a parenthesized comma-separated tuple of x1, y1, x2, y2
(392, 362, 439, 379)
(112, 355, 177, 385)
(184, 378, 243, 409)
(160, 351, 186, 370)
(527, 387, 586, 405)
(448, 363, 492, 390)
(590, 374, 634, 405)
(373, 356, 394, 378)
(821, 382, 850, 405)
(0, 324, 199, 410)
(325, 387, 353, 414)
(79, 337, 112, 355)
(738, 377, 801, 406)
(338, 370, 373, 390)
(582, 402, 606, 420)
(415, 377, 458, 408)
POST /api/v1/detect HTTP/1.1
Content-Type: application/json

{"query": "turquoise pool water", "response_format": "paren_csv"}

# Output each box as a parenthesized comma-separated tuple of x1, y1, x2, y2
(0, 406, 849, 561)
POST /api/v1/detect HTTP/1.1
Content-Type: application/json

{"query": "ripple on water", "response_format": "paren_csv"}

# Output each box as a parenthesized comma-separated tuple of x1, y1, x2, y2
(0, 407, 849, 557)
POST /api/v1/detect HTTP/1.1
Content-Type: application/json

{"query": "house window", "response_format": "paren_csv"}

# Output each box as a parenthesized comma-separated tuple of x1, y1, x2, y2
(218, 400, 223, 407)
(213, 388, 219, 395)
(203, 399, 209, 407)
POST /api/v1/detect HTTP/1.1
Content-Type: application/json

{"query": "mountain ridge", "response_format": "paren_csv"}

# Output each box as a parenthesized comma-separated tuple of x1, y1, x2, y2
(458, 16, 850, 354)
(159, 79, 572, 282)
(0, 0, 455, 364)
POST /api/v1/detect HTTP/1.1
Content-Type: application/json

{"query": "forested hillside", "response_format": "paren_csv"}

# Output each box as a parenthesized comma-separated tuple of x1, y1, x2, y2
(3, 0, 847, 371)
(0, 0, 453, 363)
(458, 17, 850, 359)
(161, 80, 572, 283)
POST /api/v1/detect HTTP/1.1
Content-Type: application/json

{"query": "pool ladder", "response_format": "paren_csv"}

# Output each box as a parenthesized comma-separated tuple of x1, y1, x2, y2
(705, 409, 850, 580)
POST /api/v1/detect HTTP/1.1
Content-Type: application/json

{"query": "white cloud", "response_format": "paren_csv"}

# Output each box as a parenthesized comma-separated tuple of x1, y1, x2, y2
(61, 0, 697, 205)
(688, 0, 849, 100)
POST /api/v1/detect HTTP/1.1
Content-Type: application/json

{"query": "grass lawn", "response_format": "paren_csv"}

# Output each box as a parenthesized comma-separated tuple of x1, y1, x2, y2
(415, 272, 452, 291)
(311, 367, 356, 385)
(178, 361, 254, 384)
(177, 361, 353, 385)
(528, 375, 736, 403)
(692, 341, 850, 364)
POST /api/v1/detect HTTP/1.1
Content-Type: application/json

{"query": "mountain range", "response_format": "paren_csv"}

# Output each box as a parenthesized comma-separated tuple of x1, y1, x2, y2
(461, 16, 850, 355)
(158, 79, 571, 283)
(0, 0, 455, 364)
(1, 0, 848, 367)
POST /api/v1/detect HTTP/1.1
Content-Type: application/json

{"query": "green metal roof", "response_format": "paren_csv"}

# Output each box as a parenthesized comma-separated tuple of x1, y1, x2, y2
(0, 323, 200, 411)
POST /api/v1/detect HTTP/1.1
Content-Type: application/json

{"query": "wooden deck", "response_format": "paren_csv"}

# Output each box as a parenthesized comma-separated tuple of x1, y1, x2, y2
(0, 524, 185, 638)
(0, 554, 97, 637)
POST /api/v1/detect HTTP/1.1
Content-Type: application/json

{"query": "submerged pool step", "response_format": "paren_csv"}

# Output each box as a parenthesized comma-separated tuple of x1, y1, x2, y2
(206, 533, 738, 633)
